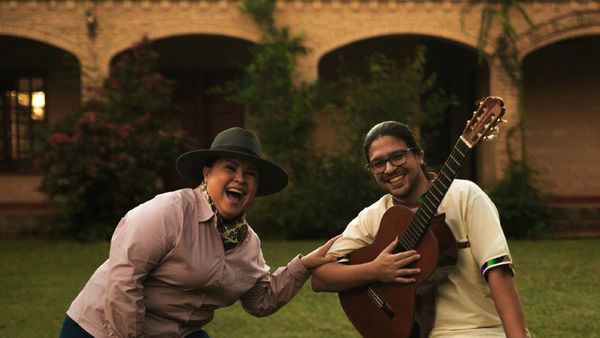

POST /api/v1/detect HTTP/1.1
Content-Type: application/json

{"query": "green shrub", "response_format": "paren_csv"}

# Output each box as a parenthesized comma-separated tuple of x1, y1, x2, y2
(489, 159, 551, 238)
(38, 39, 191, 241)
(234, 1, 456, 239)
(244, 50, 455, 239)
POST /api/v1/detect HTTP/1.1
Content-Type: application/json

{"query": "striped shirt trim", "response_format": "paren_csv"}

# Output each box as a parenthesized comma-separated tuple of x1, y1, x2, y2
(480, 254, 513, 276)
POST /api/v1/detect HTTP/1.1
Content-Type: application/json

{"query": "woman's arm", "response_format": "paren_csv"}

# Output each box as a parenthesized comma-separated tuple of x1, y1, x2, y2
(104, 199, 179, 337)
(238, 236, 340, 317)
(311, 238, 421, 292)
(487, 266, 528, 338)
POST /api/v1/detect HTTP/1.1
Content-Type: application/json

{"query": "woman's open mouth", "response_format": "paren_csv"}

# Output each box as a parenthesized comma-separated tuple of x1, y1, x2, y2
(226, 187, 245, 203)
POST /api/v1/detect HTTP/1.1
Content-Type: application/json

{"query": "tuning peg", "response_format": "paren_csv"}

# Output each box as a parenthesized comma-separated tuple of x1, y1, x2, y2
(483, 126, 500, 141)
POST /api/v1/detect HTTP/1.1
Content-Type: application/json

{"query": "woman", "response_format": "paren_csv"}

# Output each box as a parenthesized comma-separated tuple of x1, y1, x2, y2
(60, 127, 338, 338)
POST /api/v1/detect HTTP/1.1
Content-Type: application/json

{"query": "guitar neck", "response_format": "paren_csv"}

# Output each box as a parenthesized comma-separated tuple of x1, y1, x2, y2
(394, 136, 472, 252)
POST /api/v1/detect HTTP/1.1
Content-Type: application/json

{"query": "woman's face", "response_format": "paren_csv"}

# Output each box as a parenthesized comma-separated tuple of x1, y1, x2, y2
(203, 157, 259, 219)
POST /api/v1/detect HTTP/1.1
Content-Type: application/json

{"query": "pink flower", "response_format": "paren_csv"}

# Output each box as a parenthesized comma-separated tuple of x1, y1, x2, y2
(108, 78, 120, 91)
(85, 111, 97, 123)
(48, 132, 72, 145)
(119, 123, 132, 138)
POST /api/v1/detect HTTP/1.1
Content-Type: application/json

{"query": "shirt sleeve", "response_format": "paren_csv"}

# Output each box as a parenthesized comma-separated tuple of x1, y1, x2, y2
(239, 254, 311, 317)
(326, 197, 389, 259)
(104, 196, 181, 337)
(464, 185, 514, 278)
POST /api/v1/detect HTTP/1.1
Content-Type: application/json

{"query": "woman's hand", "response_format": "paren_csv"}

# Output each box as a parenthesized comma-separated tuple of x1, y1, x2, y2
(300, 235, 341, 270)
(370, 237, 421, 283)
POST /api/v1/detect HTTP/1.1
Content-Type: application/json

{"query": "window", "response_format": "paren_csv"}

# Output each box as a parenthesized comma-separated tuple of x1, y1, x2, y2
(1, 75, 46, 170)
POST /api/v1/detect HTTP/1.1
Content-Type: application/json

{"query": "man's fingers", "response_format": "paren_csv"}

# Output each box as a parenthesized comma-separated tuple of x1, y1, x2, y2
(393, 276, 418, 284)
(382, 237, 399, 253)
(390, 251, 420, 267)
(397, 267, 421, 276)
(391, 267, 421, 283)
(394, 250, 419, 259)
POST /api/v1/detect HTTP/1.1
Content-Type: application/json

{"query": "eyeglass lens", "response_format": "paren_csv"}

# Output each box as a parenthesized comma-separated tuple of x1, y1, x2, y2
(368, 149, 411, 173)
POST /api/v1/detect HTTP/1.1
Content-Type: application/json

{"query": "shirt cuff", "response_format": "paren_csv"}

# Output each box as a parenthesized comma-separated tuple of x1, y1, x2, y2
(287, 254, 311, 282)
(480, 254, 514, 277)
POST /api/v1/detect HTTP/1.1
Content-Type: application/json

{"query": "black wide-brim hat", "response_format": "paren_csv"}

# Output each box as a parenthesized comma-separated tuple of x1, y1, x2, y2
(176, 127, 288, 197)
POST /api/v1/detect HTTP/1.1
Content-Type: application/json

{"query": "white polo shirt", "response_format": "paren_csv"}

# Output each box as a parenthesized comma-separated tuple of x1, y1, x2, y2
(328, 179, 514, 337)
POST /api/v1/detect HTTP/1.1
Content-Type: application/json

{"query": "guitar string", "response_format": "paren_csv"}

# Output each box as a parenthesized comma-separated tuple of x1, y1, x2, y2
(399, 138, 470, 250)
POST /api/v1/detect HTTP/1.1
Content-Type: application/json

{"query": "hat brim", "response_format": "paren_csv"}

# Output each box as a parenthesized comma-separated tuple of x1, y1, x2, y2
(176, 149, 288, 197)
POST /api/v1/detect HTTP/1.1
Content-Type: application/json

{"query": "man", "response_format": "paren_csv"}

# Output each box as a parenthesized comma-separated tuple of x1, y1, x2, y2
(311, 121, 528, 337)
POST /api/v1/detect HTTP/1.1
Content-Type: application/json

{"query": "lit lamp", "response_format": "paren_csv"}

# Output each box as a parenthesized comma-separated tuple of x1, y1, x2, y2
(31, 91, 45, 121)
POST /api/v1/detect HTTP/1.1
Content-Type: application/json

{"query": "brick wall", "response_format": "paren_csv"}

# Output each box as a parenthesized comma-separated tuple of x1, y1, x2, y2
(1, 0, 599, 235)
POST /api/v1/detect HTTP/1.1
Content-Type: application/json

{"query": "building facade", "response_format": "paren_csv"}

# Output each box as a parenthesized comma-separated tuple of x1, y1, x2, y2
(1, 0, 599, 236)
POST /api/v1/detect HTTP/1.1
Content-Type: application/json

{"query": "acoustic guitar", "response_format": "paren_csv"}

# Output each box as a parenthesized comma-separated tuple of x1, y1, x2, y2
(338, 96, 507, 338)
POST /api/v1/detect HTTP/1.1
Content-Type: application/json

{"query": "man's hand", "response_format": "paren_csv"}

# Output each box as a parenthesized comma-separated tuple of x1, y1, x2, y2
(370, 237, 421, 283)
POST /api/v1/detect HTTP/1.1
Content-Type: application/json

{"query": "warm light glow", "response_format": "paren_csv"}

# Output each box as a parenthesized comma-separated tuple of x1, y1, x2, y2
(17, 92, 30, 106)
(31, 91, 46, 121)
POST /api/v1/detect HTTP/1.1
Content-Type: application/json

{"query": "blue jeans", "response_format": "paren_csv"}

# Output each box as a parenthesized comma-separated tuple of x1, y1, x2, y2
(58, 316, 93, 338)
(58, 315, 210, 338)
(186, 330, 211, 338)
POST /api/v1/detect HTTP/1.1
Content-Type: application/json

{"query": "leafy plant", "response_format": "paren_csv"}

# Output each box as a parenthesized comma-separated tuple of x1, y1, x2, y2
(232, 0, 315, 181)
(234, 0, 456, 239)
(38, 39, 191, 241)
(324, 49, 456, 160)
(277, 50, 456, 239)
(489, 158, 550, 238)
(465, 1, 550, 238)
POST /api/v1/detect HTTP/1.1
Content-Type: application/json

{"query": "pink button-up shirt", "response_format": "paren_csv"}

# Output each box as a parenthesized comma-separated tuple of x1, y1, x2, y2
(66, 188, 310, 338)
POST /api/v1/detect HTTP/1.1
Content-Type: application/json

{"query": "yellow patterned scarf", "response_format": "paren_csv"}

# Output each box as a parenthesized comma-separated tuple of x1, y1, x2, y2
(199, 183, 248, 251)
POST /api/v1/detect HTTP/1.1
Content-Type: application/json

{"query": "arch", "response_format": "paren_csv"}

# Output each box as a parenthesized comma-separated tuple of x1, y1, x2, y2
(312, 28, 493, 66)
(294, 27, 493, 83)
(104, 24, 260, 72)
(520, 35, 600, 197)
(517, 9, 600, 59)
(314, 33, 491, 181)
(0, 24, 85, 60)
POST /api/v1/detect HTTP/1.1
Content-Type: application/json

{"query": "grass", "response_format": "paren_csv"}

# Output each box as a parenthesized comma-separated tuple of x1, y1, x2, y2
(0, 239, 599, 338)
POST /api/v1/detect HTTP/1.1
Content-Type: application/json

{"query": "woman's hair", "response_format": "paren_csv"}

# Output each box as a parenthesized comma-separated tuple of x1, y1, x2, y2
(363, 121, 428, 172)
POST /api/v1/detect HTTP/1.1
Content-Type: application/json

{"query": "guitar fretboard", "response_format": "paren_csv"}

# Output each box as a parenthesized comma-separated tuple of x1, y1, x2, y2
(394, 137, 472, 252)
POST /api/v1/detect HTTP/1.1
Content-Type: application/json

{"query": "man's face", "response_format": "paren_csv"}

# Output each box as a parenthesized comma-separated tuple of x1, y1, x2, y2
(367, 135, 428, 204)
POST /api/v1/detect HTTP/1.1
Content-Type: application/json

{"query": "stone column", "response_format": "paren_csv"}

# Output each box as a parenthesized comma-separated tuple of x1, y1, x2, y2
(481, 54, 521, 187)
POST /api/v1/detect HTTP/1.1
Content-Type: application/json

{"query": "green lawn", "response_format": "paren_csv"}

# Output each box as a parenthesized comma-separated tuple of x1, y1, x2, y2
(0, 239, 599, 338)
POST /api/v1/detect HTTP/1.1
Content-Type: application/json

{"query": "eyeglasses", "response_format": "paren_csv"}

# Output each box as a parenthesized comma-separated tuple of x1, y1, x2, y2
(366, 148, 413, 174)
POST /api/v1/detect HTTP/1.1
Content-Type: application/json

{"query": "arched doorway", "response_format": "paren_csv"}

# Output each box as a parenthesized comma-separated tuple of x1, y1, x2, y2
(318, 35, 489, 181)
(111, 34, 253, 148)
(110, 34, 254, 189)
(522, 35, 600, 203)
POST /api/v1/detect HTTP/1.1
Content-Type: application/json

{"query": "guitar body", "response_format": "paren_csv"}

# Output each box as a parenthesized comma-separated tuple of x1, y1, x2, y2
(338, 205, 457, 338)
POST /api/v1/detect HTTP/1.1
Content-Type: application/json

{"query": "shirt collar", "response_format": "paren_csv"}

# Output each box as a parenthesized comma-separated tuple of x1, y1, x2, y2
(193, 187, 215, 223)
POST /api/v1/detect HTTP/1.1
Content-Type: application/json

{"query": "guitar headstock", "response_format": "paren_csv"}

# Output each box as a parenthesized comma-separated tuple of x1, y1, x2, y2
(460, 96, 506, 148)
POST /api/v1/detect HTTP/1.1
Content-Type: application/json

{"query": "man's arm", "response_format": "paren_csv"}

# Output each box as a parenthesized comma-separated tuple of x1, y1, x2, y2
(487, 266, 528, 338)
(312, 238, 421, 292)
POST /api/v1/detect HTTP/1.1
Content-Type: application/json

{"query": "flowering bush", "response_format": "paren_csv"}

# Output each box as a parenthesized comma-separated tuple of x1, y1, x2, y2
(39, 111, 185, 240)
(39, 38, 193, 241)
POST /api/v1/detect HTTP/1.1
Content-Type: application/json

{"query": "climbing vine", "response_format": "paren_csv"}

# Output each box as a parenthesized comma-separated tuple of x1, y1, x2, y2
(466, 0, 534, 159)
(232, 0, 454, 239)
(467, 1, 550, 237)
